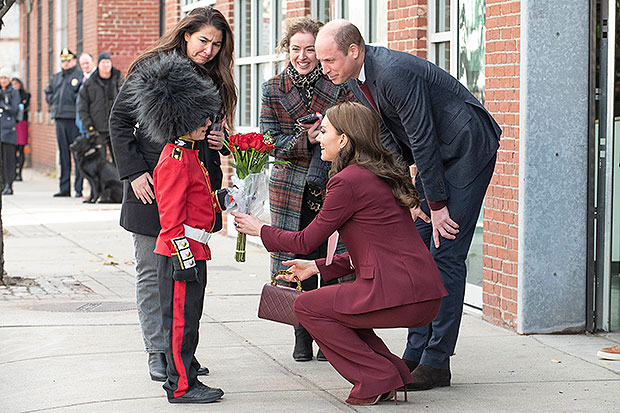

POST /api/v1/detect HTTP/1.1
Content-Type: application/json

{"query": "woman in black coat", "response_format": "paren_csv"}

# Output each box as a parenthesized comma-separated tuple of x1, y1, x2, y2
(11, 78, 30, 182)
(0, 75, 20, 194)
(109, 6, 236, 394)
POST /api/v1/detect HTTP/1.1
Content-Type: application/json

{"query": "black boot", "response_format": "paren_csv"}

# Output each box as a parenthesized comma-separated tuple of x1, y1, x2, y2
(14, 171, 22, 181)
(148, 352, 167, 382)
(407, 364, 451, 391)
(293, 325, 313, 362)
(2, 185, 13, 195)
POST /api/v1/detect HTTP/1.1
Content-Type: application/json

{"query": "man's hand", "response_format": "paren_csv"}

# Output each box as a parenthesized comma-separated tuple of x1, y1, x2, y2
(410, 206, 431, 223)
(130, 172, 155, 204)
(430, 206, 459, 248)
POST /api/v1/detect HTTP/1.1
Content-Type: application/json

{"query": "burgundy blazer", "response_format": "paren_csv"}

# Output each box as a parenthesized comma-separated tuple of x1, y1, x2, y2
(261, 164, 448, 315)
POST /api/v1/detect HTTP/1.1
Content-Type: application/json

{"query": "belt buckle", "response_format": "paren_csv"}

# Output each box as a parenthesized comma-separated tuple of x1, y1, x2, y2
(198, 228, 210, 244)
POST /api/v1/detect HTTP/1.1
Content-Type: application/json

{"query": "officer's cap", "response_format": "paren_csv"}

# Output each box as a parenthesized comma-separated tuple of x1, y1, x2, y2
(60, 48, 76, 61)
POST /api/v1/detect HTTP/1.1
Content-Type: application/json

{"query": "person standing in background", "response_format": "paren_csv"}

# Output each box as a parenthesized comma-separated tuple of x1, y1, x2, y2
(78, 52, 123, 162)
(0, 75, 20, 195)
(45, 48, 84, 198)
(75, 53, 96, 137)
(11, 77, 30, 182)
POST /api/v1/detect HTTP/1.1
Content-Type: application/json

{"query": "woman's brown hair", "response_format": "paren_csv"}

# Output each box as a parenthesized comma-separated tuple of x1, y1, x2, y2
(325, 102, 419, 209)
(128, 7, 237, 130)
(277, 17, 324, 54)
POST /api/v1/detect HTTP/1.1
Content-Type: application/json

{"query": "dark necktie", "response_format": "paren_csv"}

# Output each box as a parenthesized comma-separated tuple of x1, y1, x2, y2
(359, 81, 380, 115)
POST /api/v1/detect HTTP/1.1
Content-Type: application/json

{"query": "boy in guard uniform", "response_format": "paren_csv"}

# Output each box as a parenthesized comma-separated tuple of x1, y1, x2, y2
(127, 52, 234, 404)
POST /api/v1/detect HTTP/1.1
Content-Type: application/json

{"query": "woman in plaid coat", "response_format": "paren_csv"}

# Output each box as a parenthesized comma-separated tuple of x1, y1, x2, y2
(260, 17, 351, 362)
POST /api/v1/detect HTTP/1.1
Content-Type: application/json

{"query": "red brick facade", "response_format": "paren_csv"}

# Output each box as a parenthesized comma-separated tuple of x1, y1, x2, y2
(17, 0, 520, 330)
(387, 0, 427, 57)
(98, 1, 160, 74)
(19, 0, 56, 172)
(19, 0, 159, 172)
(482, 0, 520, 330)
(164, 0, 180, 32)
(286, 0, 311, 17)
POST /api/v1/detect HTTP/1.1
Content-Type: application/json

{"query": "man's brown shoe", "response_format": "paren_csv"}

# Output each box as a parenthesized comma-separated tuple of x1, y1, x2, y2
(597, 345, 620, 360)
(407, 364, 451, 391)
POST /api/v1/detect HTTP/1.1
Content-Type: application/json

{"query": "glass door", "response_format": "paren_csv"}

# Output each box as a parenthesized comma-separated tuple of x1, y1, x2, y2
(459, 0, 486, 308)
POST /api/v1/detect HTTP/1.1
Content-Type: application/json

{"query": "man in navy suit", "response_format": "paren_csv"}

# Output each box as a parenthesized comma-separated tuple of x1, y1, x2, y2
(315, 20, 501, 390)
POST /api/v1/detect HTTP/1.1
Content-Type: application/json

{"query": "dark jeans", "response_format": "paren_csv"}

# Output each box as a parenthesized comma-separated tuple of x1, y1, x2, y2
(16, 144, 25, 176)
(404, 156, 496, 370)
(2, 142, 16, 188)
(55, 119, 83, 193)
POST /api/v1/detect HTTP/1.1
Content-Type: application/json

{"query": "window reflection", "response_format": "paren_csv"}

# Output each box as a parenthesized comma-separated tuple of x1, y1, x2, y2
(256, 62, 272, 116)
(435, 42, 450, 71)
(258, 0, 272, 56)
(239, 0, 251, 58)
(239, 65, 251, 126)
(458, 0, 485, 103)
(436, 0, 450, 33)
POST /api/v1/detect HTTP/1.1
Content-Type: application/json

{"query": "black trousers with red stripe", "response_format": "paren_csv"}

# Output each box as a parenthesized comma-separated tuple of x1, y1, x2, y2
(157, 255, 207, 400)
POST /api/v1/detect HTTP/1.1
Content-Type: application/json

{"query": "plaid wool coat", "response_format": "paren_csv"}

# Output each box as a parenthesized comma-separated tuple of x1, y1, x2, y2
(260, 69, 351, 274)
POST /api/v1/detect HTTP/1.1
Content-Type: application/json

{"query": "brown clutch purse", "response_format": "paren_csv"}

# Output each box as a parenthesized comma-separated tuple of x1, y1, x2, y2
(257, 270, 303, 326)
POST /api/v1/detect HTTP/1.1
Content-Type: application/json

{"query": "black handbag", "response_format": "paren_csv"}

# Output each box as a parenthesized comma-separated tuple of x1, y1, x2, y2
(257, 270, 303, 326)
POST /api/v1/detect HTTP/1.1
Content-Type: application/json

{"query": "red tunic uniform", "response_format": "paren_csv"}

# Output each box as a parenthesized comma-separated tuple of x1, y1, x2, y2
(153, 142, 223, 261)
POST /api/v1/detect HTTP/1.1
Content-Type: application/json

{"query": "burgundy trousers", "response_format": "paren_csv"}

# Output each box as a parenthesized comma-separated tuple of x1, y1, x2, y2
(294, 284, 441, 399)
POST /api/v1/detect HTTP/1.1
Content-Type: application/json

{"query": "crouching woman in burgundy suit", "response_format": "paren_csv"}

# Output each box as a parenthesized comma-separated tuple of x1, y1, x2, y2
(232, 102, 448, 405)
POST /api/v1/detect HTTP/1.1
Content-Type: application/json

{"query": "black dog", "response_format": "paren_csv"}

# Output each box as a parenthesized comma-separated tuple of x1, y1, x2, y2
(70, 134, 122, 203)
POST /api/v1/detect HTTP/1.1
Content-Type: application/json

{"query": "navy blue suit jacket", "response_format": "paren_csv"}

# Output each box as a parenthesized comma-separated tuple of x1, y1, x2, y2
(348, 45, 501, 203)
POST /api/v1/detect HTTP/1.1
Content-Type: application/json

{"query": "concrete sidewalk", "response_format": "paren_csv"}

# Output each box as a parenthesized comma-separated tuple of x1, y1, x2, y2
(1, 169, 619, 412)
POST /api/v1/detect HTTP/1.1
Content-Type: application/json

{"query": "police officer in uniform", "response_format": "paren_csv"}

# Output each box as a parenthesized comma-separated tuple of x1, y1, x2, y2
(45, 48, 83, 197)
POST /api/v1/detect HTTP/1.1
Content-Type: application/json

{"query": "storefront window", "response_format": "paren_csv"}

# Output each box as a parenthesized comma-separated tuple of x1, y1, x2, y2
(235, 0, 285, 129)
(458, 0, 486, 104)
(436, 0, 451, 32)
(430, 0, 487, 308)
(258, 0, 273, 56)
(428, 0, 455, 73)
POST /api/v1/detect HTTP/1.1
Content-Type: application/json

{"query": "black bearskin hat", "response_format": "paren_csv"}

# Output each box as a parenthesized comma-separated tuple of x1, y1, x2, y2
(125, 52, 221, 144)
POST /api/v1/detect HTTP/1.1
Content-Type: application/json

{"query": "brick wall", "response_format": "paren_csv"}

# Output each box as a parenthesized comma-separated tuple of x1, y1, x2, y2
(286, 0, 311, 17)
(387, 0, 427, 57)
(98, 1, 160, 74)
(83, 0, 99, 54)
(28, 0, 57, 173)
(165, 0, 180, 32)
(215, 0, 235, 23)
(482, 0, 520, 330)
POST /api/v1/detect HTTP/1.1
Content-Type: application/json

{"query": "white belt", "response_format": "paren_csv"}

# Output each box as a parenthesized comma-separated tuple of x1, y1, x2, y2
(183, 224, 212, 244)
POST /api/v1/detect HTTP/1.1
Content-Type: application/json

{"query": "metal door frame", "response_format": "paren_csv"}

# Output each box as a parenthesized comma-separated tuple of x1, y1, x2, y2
(589, 0, 616, 332)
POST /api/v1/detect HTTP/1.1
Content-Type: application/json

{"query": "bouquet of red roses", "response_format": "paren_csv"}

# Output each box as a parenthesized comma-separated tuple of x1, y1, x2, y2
(222, 132, 286, 262)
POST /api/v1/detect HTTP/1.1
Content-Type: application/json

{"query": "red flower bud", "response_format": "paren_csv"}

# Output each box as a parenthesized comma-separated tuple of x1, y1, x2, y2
(239, 134, 249, 151)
